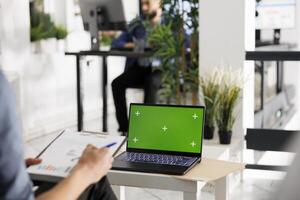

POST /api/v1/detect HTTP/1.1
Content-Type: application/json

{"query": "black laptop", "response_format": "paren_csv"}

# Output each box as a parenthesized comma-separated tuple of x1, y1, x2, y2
(112, 103, 205, 175)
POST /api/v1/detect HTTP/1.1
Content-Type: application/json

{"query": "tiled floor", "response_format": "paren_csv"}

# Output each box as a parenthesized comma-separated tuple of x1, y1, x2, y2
(25, 117, 286, 200)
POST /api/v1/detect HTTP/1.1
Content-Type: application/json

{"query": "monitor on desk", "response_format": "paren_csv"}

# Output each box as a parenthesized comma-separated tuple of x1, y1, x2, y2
(79, 0, 139, 50)
(255, 0, 296, 45)
(256, 0, 296, 30)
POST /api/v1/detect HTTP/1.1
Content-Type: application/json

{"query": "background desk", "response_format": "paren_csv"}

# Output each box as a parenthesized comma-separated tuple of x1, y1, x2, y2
(65, 50, 153, 132)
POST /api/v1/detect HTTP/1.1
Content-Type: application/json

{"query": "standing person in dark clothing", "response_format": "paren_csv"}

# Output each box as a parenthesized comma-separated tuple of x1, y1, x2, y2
(111, 0, 162, 134)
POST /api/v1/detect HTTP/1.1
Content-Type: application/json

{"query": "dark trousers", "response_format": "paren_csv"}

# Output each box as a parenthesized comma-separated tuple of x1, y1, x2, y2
(111, 65, 161, 132)
(86, 176, 117, 200)
(34, 176, 117, 200)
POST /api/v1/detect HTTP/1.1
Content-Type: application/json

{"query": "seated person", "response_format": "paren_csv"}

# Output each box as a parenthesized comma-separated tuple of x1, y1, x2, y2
(0, 70, 116, 200)
(111, 0, 162, 134)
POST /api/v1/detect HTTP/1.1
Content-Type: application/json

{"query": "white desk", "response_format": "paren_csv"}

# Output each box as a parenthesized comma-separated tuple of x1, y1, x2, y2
(29, 158, 244, 200)
(109, 158, 243, 200)
(28, 132, 244, 200)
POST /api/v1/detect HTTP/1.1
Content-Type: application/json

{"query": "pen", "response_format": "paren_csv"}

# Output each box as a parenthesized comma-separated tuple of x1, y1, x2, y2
(71, 142, 118, 162)
(106, 142, 117, 148)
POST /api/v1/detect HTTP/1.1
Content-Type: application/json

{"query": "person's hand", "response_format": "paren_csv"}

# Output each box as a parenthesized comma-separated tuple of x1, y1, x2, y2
(101, 31, 117, 37)
(25, 158, 42, 168)
(124, 42, 135, 49)
(72, 144, 113, 185)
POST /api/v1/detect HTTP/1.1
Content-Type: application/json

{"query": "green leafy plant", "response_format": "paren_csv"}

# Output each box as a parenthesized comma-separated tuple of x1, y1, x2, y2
(148, 24, 177, 101)
(216, 73, 242, 132)
(148, 0, 199, 105)
(30, 5, 68, 42)
(30, 8, 57, 42)
(55, 25, 68, 40)
(100, 34, 114, 47)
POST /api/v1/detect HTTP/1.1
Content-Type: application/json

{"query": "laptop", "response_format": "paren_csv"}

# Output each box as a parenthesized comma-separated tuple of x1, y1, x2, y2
(112, 103, 205, 175)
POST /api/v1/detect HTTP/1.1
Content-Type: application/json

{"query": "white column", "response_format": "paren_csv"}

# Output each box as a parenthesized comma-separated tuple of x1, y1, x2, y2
(199, 0, 255, 188)
(199, 0, 256, 138)
(53, 0, 67, 26)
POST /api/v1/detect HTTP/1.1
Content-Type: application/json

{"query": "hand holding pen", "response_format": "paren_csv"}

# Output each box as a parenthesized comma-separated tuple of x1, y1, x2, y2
(71, 142, 117, 162)
(71, 143, 116, 185)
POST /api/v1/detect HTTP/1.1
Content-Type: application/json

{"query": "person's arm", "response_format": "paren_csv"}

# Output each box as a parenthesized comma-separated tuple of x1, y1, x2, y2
(25, 158, 42, 168)
(111, 32, 134, 49)
(36, 168, 89, 200)
(123, 42, 135, 49)
(36, 145, 113, 200)
(0, 71, 34, 200)
(0, 71, 113, 200)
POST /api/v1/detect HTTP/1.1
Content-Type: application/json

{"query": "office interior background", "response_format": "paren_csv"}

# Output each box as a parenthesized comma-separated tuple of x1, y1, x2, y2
(1, 0, 300, 199)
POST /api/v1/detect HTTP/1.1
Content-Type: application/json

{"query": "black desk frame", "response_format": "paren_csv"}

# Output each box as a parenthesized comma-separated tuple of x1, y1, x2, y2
(65, 51, 153, 132)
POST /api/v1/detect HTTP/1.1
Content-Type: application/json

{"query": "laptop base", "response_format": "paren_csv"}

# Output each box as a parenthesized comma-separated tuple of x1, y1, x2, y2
(112, 153, 201, 175)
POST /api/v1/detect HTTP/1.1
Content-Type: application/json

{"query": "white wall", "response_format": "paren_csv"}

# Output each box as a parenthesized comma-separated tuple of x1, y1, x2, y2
(0, 0, 143, 140)
(0, 0, 31, 129)
(0, 2, 2, 65)
(283, 0, 300, 130)
(122, 0, 140, 21)
(0, 0, 30, 72)
(0, 0, 111, 140)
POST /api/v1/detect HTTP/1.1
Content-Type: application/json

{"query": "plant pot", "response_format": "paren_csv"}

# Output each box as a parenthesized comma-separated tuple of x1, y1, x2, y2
(31, 41, 42, 54)
(57, 39, 65, 52)
(40, 38, 57, 54)
(204, 125, 214, 139)
(218, 130, 232, 144)
(99, 45, 111, 51)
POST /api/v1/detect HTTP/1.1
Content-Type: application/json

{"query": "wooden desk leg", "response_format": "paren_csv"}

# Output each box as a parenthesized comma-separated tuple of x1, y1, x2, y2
(183, 192, 198, 200)
(215, 176, 229, 200)
(112, 185, 125, 200)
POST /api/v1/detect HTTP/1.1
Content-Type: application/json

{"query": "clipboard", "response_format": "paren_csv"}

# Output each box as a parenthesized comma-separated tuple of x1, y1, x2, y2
(28, 129, 126, 178)
(36, 130, 126, 158)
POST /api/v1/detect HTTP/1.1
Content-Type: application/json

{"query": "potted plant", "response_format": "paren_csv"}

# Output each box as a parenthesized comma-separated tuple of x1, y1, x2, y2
(147, 0, 199, 105)
(30, 3, 68, 53)
(99, 31, 116, 51)
(216, 72, 241, 144)
(30, 10, 57, 53)
(55, 25, 68, 52)
(199, 71, 220, 139)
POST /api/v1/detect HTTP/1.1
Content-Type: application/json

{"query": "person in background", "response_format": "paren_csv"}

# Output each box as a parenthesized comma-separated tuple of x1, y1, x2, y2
(111, 0, 162, 135)
(0, 70, 117, 199)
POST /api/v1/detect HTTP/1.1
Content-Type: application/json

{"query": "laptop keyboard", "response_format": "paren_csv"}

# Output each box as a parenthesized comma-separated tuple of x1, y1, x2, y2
(117, 152, 198, 167)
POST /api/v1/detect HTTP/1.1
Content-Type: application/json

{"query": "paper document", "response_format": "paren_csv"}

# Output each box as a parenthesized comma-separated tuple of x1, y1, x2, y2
(27, 130, 126, 178)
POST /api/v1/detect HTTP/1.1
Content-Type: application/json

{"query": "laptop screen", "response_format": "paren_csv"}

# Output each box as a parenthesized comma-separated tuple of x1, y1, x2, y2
(127, 104, 204, 154)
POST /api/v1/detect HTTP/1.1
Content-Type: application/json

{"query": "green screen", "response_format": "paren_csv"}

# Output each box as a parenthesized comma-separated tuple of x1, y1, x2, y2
(127, 104, 204, 153)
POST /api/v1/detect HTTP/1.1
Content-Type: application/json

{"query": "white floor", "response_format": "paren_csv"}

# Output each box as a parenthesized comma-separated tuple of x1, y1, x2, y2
(25, 117, 287, 200)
